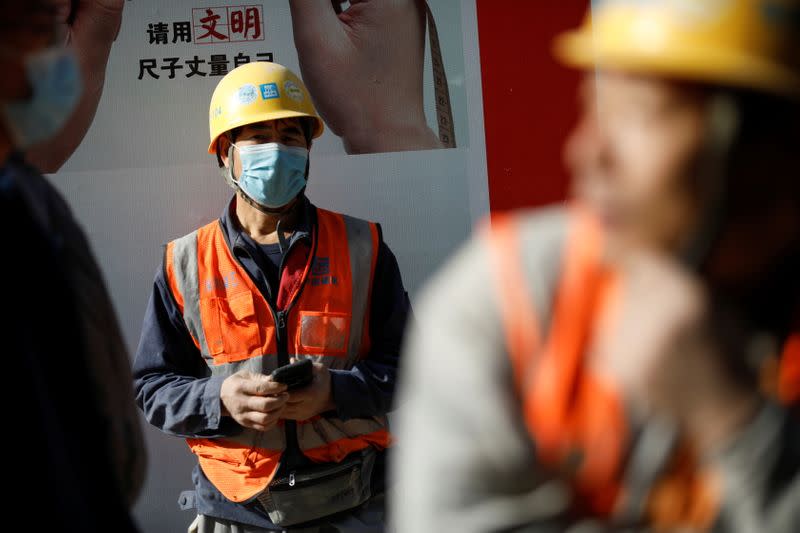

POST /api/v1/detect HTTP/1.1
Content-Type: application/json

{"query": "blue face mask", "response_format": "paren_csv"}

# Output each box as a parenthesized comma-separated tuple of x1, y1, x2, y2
(232, 143, 309, 209)
(1, 46, 83, 149)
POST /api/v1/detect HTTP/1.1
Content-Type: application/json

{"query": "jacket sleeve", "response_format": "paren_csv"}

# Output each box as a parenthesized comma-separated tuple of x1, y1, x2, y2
(328, 239, 412, 420)
(391, 234, 574, 533)
(132, 263, 241, 439)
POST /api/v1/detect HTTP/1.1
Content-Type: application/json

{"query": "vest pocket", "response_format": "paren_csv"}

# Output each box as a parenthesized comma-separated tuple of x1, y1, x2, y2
(298, 311, 350, 356)
(200, 292, 264, 362)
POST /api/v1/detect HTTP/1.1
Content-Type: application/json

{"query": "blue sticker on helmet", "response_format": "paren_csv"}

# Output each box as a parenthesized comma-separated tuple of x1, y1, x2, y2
(260, 83, 280, 100)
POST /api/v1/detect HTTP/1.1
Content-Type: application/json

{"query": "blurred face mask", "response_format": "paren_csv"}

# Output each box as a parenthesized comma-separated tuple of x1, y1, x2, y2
(1, 45, 82, 149)
(232, 142, 309, 209)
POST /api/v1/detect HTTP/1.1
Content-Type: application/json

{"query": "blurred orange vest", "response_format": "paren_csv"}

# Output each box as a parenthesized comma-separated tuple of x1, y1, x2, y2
(487, 208, 798, 529)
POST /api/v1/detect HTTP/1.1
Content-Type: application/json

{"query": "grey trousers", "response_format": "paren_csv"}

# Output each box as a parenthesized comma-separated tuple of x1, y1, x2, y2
(187, 494, 386, 533)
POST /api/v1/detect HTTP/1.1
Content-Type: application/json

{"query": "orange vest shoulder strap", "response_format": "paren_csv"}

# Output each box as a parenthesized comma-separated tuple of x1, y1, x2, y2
(491, 207, 723, 525)
(486, 207, 571, 391)
(164, 220, 225, 353)
(164, 240, 184, 314)
(316, 208, 380, 361)
(489, 207, 629, 512)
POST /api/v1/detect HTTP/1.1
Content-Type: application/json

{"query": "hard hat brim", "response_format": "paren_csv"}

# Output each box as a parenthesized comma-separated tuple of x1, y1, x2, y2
(554, 29, 800, 97)
(207, 110, 325, 154)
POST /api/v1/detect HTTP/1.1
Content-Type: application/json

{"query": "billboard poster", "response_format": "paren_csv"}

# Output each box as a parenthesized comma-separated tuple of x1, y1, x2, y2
(50, 1, 489, 530)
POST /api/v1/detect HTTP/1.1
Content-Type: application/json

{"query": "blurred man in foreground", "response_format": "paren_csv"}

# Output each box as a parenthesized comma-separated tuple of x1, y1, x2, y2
(0, 0, 145, 530)
(394, 0, 799, 531)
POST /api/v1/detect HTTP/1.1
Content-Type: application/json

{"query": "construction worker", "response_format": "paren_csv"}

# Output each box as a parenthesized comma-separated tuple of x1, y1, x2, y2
(133, 61, 410, 532)
(393, 1, 799, 531)
(1, 0, 145, 530)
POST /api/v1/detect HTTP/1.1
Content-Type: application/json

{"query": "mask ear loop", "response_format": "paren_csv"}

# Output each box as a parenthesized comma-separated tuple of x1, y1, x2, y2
(221, 143, 239, 190)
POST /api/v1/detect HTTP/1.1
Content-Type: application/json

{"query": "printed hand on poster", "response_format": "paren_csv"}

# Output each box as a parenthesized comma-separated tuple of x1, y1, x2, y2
(289, 0, 446, 154)
(26, 0, 124, 172)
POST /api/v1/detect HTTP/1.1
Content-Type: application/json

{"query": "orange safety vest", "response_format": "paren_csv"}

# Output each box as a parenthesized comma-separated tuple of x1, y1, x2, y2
(487, 208, 725, 529)
(165, 207, 391, 502)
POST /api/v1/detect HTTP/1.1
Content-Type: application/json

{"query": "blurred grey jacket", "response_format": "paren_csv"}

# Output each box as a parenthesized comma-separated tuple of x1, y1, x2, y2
(391, 207, 799, 533)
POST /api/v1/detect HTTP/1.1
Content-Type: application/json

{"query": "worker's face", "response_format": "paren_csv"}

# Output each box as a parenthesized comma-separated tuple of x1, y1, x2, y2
(219, 117, 310, 179)
(0, 1, 63, 102)
(565, 73, 708, 260)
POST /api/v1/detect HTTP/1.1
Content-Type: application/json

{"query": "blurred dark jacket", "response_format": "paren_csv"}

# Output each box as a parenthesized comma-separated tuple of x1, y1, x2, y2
(1, 153, 146, 530)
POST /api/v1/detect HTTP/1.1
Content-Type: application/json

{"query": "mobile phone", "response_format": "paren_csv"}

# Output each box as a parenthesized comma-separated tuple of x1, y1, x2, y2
(270, 359, 313, 391)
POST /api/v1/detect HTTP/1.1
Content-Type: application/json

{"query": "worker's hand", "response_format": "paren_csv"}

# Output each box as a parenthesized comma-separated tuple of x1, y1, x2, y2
(220, 371, 289, 431)
(282, 362, 336, 421)
(26, 0, 124, 172)
(593, 251, 761, 453)
(288, 0, 442, 154)
(56, 0, 124, 83)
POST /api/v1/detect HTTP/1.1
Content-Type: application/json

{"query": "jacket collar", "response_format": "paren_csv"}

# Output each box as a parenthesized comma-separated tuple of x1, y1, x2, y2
(219, 194, 316, 257)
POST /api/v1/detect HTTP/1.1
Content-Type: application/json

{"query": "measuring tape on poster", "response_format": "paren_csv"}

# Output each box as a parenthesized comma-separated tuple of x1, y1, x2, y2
(425, 2, 457, 149)
(331, 1, 456, 149)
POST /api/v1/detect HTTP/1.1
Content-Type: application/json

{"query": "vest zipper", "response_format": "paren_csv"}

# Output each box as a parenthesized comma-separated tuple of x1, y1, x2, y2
(276, 311, 287, 335)
(275, 213, 318, 471)
(273, 308, 301, 466)
(226, 210, 319, 472)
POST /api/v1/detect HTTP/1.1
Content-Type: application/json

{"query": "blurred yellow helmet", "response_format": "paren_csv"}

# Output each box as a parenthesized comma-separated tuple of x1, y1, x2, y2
(555, 0, 800, 96)
(207, 61, 324, 154)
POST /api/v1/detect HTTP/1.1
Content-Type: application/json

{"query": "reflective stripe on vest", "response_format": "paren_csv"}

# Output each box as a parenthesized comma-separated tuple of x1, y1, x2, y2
(165, 208, 391, 502)
(488, 207, 719, 528)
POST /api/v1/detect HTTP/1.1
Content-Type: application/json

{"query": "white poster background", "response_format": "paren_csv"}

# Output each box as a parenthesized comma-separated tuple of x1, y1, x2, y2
(50, 1, 488, 530)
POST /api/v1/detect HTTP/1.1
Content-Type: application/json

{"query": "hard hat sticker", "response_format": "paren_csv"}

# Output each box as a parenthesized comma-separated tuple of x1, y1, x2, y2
(284, 80, 305, 102)
(237, 84, 258, 105)
(260, 83, 280, 100)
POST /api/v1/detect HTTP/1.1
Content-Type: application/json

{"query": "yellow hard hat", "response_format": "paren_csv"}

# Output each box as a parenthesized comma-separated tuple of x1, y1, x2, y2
(554, 0, 800, 96)
(207, 61, 324, 154)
